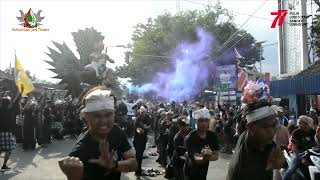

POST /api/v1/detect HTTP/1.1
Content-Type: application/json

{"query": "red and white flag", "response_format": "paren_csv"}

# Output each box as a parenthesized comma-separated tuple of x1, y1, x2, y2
(235, 48, 248, 91)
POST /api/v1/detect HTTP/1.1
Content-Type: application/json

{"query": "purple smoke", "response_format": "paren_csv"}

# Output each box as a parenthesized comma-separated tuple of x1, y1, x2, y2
(128, 27, 215, 101)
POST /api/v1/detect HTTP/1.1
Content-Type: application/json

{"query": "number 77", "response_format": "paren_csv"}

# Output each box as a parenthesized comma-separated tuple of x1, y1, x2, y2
(271, 10, 288, 28)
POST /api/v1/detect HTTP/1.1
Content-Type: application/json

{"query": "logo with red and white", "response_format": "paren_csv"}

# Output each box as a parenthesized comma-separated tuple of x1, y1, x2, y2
(17, 8, 45, 28)
(13, 8, 49, 32)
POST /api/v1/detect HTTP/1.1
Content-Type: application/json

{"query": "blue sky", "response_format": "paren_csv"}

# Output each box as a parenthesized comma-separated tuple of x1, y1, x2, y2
(0, 0, 279, 83)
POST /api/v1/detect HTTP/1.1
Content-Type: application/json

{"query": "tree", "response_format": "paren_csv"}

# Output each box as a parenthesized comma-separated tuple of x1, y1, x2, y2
(311, 16, 320, 57)
(311, 1, 320, 58)
(116, 3, 261, 85)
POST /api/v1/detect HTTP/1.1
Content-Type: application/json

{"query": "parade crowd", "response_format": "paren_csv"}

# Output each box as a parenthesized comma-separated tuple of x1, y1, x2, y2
(1, 83, 320, 180)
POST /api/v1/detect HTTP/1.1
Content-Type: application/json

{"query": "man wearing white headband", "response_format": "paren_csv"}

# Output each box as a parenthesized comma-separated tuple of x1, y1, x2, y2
(58, 87, 137, 180)
(184, 108, 219, 180)
(227, 103, 285, 180)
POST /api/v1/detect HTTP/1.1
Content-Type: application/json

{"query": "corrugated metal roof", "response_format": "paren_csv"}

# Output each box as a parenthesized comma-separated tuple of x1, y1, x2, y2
(270, 73, 320, 96)
(297, 60, 320, 77)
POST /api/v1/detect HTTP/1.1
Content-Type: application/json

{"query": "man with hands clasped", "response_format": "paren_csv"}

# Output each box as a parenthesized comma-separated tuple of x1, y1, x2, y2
(58, 87, 137, 180)
(184, 108, 220, 180)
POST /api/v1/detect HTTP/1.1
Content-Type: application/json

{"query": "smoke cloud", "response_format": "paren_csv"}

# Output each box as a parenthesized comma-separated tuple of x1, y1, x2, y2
(128, 27, 216, 101)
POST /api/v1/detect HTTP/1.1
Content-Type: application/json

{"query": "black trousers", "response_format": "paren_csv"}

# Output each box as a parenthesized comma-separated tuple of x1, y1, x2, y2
(134, 139, 147, 172)
(42, 119, 52, 144)
(23, 125, 36, 150)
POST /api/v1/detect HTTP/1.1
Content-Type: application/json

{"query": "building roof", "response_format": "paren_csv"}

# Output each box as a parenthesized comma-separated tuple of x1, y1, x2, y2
(297, 60, 320, 77)
(0, 70, 13, 80)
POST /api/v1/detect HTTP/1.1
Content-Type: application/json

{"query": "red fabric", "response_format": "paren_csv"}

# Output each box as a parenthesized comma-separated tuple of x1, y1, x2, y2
(288, 142, 292, 152)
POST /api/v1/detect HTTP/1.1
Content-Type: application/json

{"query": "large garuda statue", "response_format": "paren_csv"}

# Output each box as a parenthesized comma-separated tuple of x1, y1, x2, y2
(45, 27, 122, 98)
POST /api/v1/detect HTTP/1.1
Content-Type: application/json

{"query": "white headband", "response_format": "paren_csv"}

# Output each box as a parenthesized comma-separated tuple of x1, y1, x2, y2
(246, 106, 276, 123)
(194, 108, 211, 119)
(82, 89, 114, 113)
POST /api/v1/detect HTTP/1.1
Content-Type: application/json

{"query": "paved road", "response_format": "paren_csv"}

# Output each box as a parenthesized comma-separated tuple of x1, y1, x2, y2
(0, 136, 231, 180)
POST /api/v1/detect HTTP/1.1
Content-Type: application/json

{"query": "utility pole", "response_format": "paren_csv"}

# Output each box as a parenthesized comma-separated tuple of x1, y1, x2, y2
(256, 41, 267, 77)
(176, 0, 180, 14)
(259, 45, 262, 74)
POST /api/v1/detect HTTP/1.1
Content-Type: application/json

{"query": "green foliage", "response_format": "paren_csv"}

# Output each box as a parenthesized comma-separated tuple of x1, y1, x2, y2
(311, 15, 320, 57)
(116, 3, 260, 85)
(311, 1, 320, 57)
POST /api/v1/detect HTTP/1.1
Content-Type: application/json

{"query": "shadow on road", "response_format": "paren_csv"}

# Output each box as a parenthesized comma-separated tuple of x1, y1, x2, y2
(0, 138, 76, 180)
(0, 145, 39, 179)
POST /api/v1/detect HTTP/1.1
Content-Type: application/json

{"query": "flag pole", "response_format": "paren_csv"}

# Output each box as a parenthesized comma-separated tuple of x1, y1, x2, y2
(14, 49, 16, 81)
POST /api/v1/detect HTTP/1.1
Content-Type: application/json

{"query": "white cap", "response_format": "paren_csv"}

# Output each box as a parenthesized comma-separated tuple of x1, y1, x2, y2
(298, 115, 314, 129)
(81, 89, 114, 113)
(310, 108, 317, 113)
(297, 115, 309, 124)
(182, 118, 190, 125)
(139, 106, 147, 113)
(308, 117, 315, 130)
(271, 105, 283, 113)
(194, 108, 211, 119)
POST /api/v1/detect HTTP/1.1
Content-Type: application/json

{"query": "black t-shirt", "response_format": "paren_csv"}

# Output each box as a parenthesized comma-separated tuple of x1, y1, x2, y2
(184, 130, 220, 176)
(0, 97, 20, 134)
(226, 132, 275, 180)
(291, 128, 316, 152)
(133, 115, 152, 137)
(69, 125, 132, 180)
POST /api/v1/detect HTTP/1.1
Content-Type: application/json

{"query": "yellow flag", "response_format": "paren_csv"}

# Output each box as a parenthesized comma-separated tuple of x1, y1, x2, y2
(15, 55, 34, 96)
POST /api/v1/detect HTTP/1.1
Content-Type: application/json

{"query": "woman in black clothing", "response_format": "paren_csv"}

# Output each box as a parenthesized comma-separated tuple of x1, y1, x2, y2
(22, 100, 38, 150)
(171, 116, 191, 180)
(158, 111, 173, 167)
(167, 114, 180, 160)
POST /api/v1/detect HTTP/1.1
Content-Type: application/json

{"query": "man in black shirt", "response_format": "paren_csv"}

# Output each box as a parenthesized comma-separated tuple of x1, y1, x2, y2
(0, 86, 23, 170)
(133, 106, 151, 176)
(58, 87, 137, 180)
(184, 108, 219, 180)
(227, 104, 285, 180)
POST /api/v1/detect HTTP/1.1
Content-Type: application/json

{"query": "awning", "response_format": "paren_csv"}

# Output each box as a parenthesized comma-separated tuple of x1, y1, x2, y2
(270, 74, 320, 97)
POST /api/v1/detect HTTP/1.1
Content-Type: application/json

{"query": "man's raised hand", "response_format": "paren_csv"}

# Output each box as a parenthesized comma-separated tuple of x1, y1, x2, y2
(89, 140, 116, 170)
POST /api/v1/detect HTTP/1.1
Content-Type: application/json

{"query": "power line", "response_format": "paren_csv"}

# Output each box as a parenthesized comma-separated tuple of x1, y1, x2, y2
(182, 0, 270, 54)
(183, 0, 273, 22)
(128, 1, 279, 62)
(263, 42, 278, 47)
(215, 0, 287, 57)
(184, 0, 285, 56)
(216, 0, 269, 53)
(131, 53, 171, 59)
